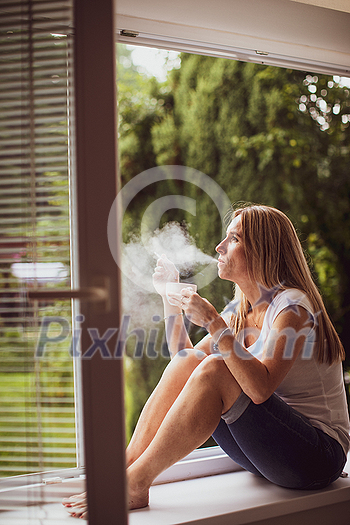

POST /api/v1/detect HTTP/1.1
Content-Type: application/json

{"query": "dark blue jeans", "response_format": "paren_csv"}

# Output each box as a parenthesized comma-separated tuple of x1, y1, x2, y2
(212, 393, 346, 490)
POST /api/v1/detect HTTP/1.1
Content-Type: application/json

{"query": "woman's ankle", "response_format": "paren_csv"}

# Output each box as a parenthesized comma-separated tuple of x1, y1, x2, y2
(127, 464, 151, 510)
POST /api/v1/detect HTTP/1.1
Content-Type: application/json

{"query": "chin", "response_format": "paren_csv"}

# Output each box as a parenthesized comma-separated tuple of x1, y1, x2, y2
(218, 270, 232, 282)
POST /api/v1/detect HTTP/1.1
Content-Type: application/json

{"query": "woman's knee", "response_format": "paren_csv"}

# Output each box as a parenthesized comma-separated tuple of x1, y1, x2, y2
(176, 347, 207, 361)
(190, 354, 226, 383)
(164, 348, 207, 378)
(190, 355, 242, 412)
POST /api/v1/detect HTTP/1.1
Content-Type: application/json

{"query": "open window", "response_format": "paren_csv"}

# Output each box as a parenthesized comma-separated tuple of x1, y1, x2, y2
(116, 0, 350, 480)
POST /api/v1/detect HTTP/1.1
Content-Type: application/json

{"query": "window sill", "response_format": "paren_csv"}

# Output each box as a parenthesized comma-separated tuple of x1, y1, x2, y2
(153, 446, 242, 485)
(1, 457, 350, 524)
(130, 460, 350, 525)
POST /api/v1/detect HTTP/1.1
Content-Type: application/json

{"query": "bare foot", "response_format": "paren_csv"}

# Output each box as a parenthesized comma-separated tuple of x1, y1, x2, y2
(127, 468, 150, 510)
(62, 492, 88, 519)
(62, 481, 150, 514)
(128, 486, 149, 510)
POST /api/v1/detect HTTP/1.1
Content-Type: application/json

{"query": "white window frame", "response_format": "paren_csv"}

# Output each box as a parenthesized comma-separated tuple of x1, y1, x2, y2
(115, 0, 350, 76)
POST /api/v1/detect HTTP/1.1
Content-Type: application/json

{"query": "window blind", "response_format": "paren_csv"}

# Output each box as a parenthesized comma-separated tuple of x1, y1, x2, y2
(0, 0, 76, 479)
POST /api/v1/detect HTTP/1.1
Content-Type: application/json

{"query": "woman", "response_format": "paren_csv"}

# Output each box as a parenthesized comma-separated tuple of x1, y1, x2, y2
(65, 204, 349, 516)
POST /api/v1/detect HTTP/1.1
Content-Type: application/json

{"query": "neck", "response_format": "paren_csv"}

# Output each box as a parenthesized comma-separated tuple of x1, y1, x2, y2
(238, 281, 262, 308)
(238, 282, 273, 317)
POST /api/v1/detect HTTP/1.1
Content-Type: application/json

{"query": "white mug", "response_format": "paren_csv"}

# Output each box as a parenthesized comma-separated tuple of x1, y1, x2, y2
(165, 282, 197, 306)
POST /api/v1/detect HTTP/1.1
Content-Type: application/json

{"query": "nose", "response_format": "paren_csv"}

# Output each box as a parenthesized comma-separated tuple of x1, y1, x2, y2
(216, 239, 226, 254)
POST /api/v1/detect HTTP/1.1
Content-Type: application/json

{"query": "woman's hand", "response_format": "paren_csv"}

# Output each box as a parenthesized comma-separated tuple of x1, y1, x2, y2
(152, 254, 179, 298)
(179, 288, 222, 330)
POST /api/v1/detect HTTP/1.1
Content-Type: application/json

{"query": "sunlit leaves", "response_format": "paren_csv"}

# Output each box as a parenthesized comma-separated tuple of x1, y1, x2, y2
(300, 74, 350, 132)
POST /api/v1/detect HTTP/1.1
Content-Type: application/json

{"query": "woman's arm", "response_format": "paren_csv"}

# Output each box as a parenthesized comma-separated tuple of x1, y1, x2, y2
(216, 306, 312, 404)
(181, 289, 313, 404)
(152, 255, 194, 358)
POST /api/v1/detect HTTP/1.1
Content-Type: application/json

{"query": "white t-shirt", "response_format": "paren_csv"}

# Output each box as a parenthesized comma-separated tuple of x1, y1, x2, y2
(232, 288, 350, 455)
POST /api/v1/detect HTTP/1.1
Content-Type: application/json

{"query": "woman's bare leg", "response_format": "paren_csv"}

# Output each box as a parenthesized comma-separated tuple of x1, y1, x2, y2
(126, 349, 207, 468)
(127, 355, 242, 510)
(63, 349, 207, 518)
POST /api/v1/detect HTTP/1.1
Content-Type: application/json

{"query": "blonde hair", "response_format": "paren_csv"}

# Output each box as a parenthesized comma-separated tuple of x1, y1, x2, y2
(229, 204, 344, 364)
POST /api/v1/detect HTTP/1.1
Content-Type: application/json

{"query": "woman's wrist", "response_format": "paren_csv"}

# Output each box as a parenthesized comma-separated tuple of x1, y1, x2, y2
(212, 326, 232, 354)
(205, 315, 227, 338)
(164, 312, 183, 321)
(162, 296, 182, 316)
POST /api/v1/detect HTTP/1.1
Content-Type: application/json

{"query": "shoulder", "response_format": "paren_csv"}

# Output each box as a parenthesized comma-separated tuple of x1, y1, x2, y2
(272, 288, 313, 311)
(268, 288, 315, 325)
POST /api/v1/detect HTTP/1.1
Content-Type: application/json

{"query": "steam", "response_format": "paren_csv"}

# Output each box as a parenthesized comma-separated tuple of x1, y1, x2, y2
(148, 222, 215, 269)
(122, 222, 217, 291)
(121, 222, 218, 326)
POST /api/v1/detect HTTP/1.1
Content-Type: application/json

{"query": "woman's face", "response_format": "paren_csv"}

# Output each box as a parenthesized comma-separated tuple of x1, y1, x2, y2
(215, 215, 249, 284)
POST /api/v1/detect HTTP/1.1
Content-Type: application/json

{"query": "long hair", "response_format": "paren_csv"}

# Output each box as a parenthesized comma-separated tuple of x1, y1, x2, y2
(229, 204, 344, 364)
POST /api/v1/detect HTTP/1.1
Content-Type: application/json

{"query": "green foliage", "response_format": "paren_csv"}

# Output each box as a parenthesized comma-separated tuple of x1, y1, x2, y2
(152, 113, 181, 165)
(306, 233, 341, 316)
